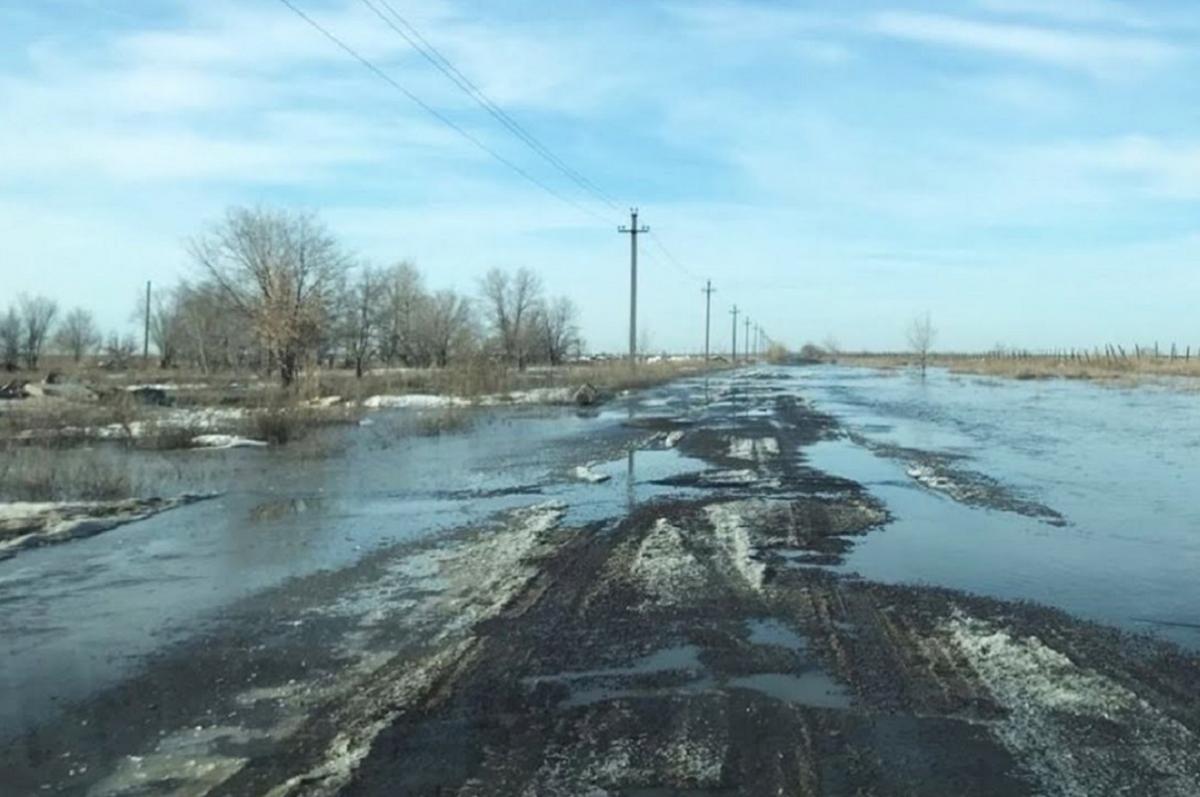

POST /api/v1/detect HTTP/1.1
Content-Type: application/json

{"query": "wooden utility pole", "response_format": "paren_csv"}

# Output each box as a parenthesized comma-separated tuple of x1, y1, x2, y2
(143, 281, 151, 366)
(702, 280, 716, 361)
(618, 209, 649, 364)
(744, 316, 751, 362)
(730, 305, 739, 363)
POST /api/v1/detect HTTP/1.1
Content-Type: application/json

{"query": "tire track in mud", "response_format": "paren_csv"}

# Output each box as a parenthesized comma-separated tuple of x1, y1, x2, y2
(244, 375, 1200, 796)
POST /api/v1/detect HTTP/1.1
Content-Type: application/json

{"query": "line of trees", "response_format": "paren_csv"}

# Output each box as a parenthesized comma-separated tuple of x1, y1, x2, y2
(4, 206, 583, 385)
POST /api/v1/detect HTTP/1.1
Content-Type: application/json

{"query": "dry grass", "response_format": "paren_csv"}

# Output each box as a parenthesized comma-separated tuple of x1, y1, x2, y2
(838, 352, 1200, 383)
(0, 445, 133, 501)
(0, 358, 720, 450)
(307, 357, 724, 402)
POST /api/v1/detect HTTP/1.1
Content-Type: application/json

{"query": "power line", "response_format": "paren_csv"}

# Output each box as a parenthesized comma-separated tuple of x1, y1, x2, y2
(646, 230, 703, 282)
(363, 0, 623, 214)
(275, 0, 612, 225)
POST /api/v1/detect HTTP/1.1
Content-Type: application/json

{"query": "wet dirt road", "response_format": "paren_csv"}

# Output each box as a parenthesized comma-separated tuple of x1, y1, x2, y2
(4, 369, 1200, 796)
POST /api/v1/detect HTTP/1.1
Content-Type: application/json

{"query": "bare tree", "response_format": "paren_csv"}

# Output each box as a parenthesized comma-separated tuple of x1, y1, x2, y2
(340, 266, 380, 378)
(534, 297, 581, 365)
(55, 307, 101, 362)
(419, 290, 475, 367)
(171, 280, 258, 373)
(149, 291, 189, 369)
(479, 267, 542, 369)
(375, 262, 425, 366)
(104, 332, 139, 368)
(907, 311, 936, 377)
(189, 206, 349, 386)
(18, 295, 58, 369)
(0, 307, 21, 371)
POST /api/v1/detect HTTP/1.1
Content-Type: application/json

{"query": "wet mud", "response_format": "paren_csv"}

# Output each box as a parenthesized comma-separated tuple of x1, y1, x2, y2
(847, 432, 1067, 526)
(4, 373, 1199, 796)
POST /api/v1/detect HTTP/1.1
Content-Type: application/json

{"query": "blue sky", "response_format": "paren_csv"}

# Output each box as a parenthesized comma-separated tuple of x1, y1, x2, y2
(1, 0, 1198, 352)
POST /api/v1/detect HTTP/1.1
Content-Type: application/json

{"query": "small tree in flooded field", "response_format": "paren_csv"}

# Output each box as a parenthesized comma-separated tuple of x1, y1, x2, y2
(907, 311, 936, 378)
(190, 207, 349, 387)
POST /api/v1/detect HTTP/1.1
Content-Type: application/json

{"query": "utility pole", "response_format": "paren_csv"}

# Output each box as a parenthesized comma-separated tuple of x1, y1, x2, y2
(702, 280, 716, 362)
(618, 208, 649, 364)
(143, 280, 151, 366)
(730, 305, 739, 363)
(744, 315, 751, 362)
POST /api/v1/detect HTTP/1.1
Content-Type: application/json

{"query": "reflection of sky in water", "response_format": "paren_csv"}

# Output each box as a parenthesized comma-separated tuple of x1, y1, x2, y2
(0, 391, 707, 736)
(794, 365, 1200, 650)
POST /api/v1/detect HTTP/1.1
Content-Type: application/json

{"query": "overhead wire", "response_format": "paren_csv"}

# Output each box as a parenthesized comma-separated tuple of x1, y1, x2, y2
(364, 0, 624, 215)
(282, 0, 734, 315)
(645, 230, 703, 282)
(275, 0, 612, 226)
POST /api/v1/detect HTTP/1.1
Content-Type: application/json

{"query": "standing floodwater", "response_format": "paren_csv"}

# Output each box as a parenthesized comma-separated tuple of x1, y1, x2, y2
(796, 365, 1200, 648)
(6, 368, 1200, 797)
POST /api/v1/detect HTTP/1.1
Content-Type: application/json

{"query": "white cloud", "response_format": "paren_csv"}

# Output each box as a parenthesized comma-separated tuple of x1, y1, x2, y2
(664, 3, 853, 64)
(1037, 136, 1200, 199)
(871, 11, 1180, 77)
(974, 0, 1152, 29)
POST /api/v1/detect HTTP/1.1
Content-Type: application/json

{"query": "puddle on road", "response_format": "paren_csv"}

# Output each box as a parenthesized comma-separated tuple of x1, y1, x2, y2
(727, 672, 851, 709)
(557, 446, 712, 525)
(746, 618, 808, 651)
(532, 628, 850, 712)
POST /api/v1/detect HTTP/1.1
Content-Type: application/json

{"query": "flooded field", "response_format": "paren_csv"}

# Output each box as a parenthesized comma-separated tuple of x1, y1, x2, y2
(799, 366, 1200, 649)
(3, 366, 1200, 796)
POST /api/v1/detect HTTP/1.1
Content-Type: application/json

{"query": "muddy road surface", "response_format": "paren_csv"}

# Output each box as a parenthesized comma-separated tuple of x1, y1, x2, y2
(4, 369, 1200, 796)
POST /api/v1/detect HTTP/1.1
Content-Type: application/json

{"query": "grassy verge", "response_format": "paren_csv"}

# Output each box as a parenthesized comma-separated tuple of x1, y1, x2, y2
(305, 357, 726, 403)
(0, 358, 727, 451)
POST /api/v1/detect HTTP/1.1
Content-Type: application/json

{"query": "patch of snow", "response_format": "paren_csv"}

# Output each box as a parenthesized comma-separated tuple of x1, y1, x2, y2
(572, 464, 612, 483)
(628, 518, 707, 605)
(664, 430, 685, 448)
(362, 394, 471, 409)
(698, 468, 765, 486)
(191, 434, 268, 449)
(727, 436, 779, 462)
(704, 502, 766, 592)
(362, 387, 587, 410)
(944, 611, 1200, 796)
(0, 495, 215, 560)
(906, 465, 957, 493)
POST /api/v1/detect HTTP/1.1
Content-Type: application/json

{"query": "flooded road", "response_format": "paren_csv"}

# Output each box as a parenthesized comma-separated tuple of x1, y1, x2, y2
(3, 366, 1200, 796)
(0, 392, 703, 736)
(797, 366, 1200, 649)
